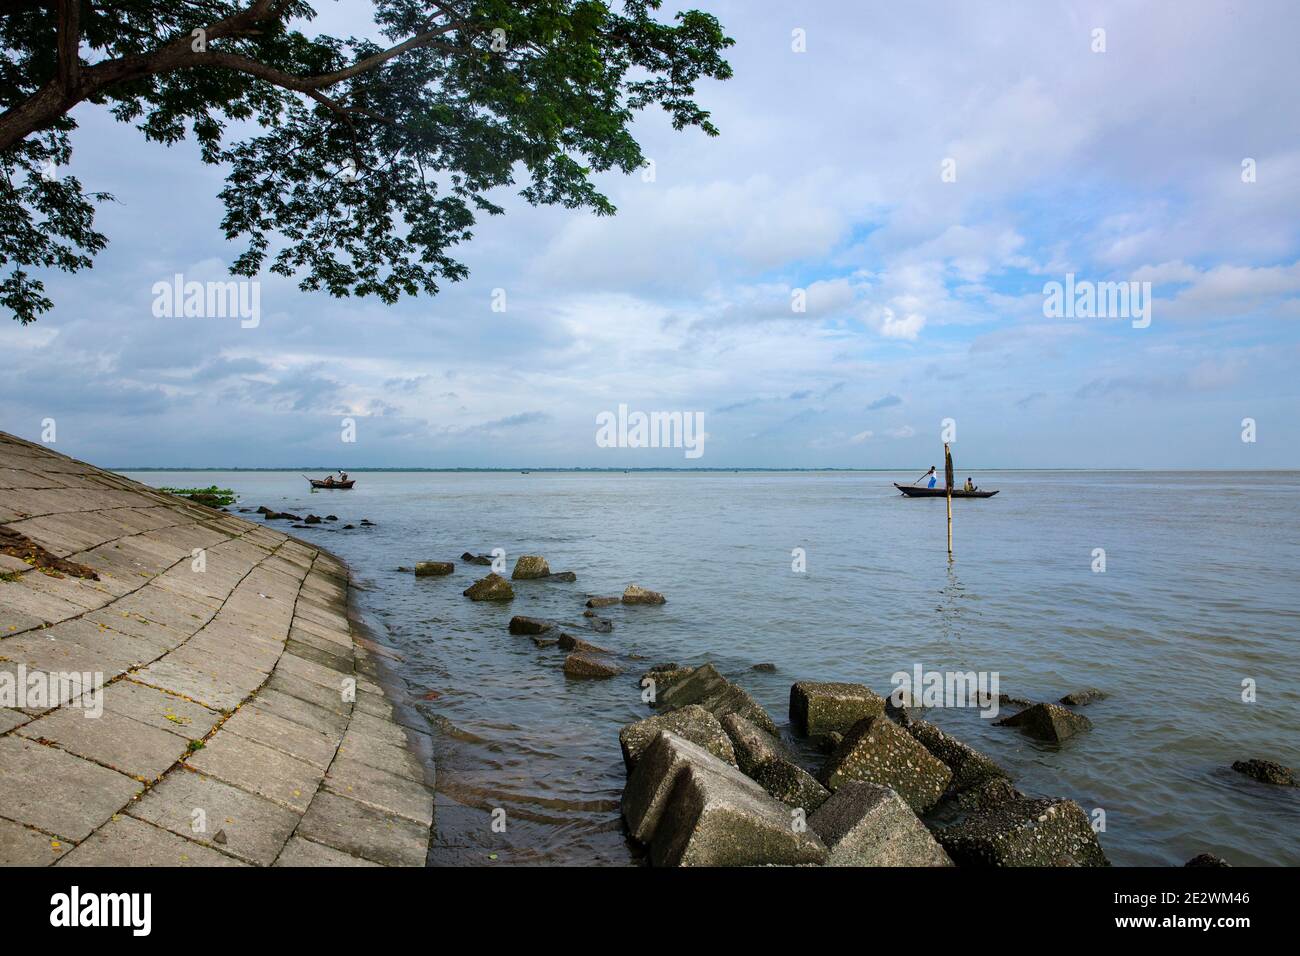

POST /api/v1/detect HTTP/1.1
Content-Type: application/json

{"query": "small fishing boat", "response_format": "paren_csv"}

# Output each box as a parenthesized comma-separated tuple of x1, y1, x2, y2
(306, 476, 355, 489)
(893, 482, 998, 499)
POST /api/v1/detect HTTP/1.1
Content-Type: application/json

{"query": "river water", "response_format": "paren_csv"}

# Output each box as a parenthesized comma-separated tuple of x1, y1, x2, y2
(127, 469, 1300, 866)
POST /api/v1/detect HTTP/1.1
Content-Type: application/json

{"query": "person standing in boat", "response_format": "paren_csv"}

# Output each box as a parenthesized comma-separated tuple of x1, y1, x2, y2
(920, 465, 939, 489)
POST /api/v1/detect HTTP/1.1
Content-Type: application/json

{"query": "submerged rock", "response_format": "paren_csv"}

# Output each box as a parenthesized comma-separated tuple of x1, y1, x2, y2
(622, 731, 828, 867)
(998, 693, 1034, 709)
(1185, 853, 1231, 867)
(414, 561, 454, 577)
(790, 681, 886, 738)
(622, 583, 666, 605)
(463, 573, 514, 602)
(542, 571, 577, 582)
(563, 652, 621, 679)
(304, 514, 322, 524)
(818, 715, 952, 814)
(461, 551, 494, 565)
(512, 555, 551, 580)
(531, 637, 560, 649)
(937, 796, 1110, 867)
(994, 702, 1092, 742)
(904, 716, 1010, 794)
(752, 662, 777, 673)
(1059, 687, 1108, 706)
(582, 615, 613, 633)
(1231, 758, 1296, 786)
(508, 615, 554, 635)
(658, 663, 779, 736)
(557, 632, 609, 654)
(810, 781, 953, 867)
(586, 596, 621, 608)
(619, 705, 736, 772)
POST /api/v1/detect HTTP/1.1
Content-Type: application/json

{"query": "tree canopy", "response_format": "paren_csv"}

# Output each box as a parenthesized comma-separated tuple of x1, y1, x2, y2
(0, 1, 733, 324)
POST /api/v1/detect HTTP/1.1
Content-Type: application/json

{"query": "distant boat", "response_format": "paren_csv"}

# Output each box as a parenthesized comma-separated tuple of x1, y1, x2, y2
(306, 476, 355, 489)
(894, 482, 998, 499)
(521, 470, 530, 474)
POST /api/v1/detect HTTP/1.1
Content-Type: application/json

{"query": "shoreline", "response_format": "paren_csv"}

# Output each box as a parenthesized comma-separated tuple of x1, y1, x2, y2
(0, 431, 435, 867)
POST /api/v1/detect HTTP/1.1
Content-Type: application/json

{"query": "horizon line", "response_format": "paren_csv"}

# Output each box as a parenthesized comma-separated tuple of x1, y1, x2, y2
(113, 465, 1300, 473)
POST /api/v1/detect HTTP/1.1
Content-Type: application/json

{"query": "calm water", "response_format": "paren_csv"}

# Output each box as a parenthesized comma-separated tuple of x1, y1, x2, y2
(127, 470, 1300, 866)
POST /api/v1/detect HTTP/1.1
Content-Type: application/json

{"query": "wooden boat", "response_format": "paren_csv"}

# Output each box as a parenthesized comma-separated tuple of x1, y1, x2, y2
(307, 477, 355, 489)
(894, 482, 998, 499)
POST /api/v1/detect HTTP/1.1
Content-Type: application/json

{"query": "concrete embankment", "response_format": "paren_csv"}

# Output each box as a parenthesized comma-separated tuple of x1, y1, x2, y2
(0, 431, 434, 866)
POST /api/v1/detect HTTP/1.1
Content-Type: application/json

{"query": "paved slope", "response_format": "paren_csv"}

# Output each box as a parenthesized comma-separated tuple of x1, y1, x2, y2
(0, 431, 433, 866)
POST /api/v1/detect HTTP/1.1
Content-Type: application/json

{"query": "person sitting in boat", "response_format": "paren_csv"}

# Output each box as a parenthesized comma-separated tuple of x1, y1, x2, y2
(339, 471, 348, 483)
(964, 477, 976, 492)
(922, 465, 939, 489)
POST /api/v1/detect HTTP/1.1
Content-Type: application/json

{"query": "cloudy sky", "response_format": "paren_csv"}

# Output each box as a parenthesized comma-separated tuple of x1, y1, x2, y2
(3, 0, 1298, 468)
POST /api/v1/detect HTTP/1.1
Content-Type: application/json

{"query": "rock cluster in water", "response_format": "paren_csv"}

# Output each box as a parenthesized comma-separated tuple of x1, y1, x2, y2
(1231, 758, 1296, 787)
(618, 667, 1114, 868)
(252, 505, 366, 530)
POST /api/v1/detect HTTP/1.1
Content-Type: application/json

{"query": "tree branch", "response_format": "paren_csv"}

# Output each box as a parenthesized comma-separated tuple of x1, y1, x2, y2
(0, 1, 474, 152)
(56, 0, 81, 97)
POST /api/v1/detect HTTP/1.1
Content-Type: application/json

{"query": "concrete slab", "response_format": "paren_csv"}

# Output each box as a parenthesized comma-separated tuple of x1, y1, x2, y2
(99, 679, 223, 740)
(0, 736, 142, 840)
(55, 814, 246, 867)
(323, 754, 434, 826)
(0, 816, 63, 866)
(0, 707, 31, 733)
(296, 790, 429, 867)
(17, 706, 191, 780)
(186, 731, 322, 813)
(266, 669, 348, 710)
(131, 658, 250, 711)
(275, 834, 382, 866)
(130, 769, 301, 866)
(221, 705, 339, 770)
(249, 687, 349, 736)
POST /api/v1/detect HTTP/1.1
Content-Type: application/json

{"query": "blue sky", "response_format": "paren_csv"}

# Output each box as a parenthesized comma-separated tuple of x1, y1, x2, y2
(2, 0, 1298, 468)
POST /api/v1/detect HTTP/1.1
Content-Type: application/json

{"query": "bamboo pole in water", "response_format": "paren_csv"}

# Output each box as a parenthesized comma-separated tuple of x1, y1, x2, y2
(944, 442, 954, 555)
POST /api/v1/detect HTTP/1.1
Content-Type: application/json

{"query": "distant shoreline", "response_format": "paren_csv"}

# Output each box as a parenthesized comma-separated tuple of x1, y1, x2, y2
(113, 466, 1300, 474)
